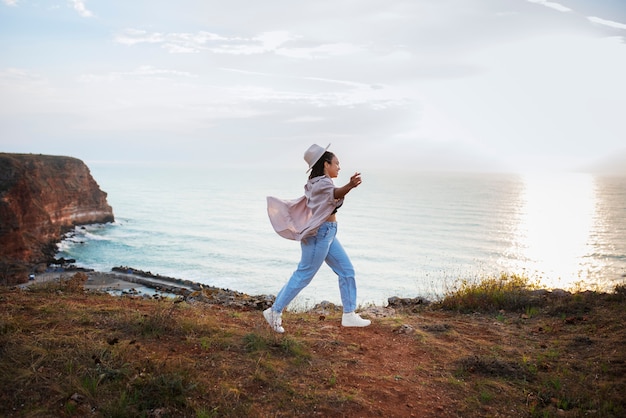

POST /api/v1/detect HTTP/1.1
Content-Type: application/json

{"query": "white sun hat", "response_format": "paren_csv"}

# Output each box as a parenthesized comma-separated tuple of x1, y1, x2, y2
(304, 143, 331, 172)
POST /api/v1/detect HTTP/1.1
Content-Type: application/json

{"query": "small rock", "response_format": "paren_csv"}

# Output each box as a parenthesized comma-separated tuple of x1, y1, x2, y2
(394, 324, 415, 334)
(70, 393, 85, 403)
(362, 306, 395, 318)
(421, 323, 451, 333)
(387, 296, 431, 308)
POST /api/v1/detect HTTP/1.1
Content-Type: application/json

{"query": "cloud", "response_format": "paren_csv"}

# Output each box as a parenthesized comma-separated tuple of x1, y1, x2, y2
(69, 0, 93, 18)
(115, 29, 275, 54)
(285, 116, 326, 123)
(114, 28, 367, 59)
(2, 0, 18, 6)
(277, 42, 366, 59)
(0, 67, 41, 82)
(222, 67, 376, 89)
(588, 16, 626, 30)
(3, 0, 626, 170)
(526, 0, 572, 13)
(217, 67, 407, 110)
(525, 1, 626, 35)
(78, 65, 197, 83)
(0, 68, 51, 93)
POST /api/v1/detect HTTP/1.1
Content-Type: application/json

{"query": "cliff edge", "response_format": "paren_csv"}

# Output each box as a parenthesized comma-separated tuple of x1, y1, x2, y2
(0, 153, 114, 277)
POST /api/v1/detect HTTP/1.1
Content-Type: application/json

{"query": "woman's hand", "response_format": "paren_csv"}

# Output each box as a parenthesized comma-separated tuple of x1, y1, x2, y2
(334, 172, 362, 199)
(349, 172, 362, 188)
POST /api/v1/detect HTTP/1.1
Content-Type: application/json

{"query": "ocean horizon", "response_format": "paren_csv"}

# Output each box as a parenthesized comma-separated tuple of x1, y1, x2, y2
(56, 162, 626, 309)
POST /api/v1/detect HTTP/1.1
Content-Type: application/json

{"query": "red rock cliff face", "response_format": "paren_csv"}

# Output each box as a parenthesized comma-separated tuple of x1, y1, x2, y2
(0, 153, 114, 265)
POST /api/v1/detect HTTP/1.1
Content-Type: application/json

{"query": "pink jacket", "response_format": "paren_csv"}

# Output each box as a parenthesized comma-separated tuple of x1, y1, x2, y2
(267, 176, 344, 240)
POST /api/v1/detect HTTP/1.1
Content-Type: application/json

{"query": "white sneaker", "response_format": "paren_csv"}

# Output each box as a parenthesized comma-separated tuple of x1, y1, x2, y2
(263, 308, 285, 333)
(341, 312, 371, 327)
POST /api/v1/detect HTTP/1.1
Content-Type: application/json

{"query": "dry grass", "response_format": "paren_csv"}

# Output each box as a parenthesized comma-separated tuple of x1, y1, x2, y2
(437, 273, 541, 313)
(1, 274, 625, 417)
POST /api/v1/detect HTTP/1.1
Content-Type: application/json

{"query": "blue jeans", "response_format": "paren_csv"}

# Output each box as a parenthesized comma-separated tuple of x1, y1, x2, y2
(272, 222, 357, 313)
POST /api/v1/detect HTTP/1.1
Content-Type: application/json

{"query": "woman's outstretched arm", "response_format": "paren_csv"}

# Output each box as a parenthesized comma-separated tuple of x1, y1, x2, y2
(334, 172, 362, 199)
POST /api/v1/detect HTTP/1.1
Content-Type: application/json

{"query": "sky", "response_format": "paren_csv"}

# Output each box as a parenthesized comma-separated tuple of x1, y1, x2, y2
(1, 0, 625, 172)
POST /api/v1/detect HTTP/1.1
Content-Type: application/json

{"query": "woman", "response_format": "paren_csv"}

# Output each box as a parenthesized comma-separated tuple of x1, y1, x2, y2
(264, 143, 371, 333)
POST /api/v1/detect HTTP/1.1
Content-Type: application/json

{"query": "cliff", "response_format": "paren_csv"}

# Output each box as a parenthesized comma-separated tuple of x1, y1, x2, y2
(0, 153, 114, 272)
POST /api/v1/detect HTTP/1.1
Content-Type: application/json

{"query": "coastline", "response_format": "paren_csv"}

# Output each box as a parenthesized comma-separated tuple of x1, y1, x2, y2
(20, 267, 277, 310)
(20, 265, 603, 319)
(22, 271, 136, 292)
(18, 266, 412, 316)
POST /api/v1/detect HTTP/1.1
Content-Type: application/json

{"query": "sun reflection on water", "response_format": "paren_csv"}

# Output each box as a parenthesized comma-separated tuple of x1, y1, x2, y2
(510, 173, 596, 289)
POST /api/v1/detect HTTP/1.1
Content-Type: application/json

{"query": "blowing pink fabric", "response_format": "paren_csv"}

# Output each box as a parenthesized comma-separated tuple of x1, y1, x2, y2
(267, 176, 343, 241)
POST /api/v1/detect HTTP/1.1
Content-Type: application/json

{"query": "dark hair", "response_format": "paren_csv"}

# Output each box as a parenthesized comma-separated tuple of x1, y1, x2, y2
(309, 151, 335, 179)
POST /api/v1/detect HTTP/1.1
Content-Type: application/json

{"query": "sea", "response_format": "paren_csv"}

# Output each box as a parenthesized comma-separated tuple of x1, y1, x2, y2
(56, 162, 626, 309)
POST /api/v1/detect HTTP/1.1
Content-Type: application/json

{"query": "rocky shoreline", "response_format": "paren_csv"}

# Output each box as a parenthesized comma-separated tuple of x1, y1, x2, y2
(22, 265, 436, 317)
(22, 266, 277, 310)
(22, 264, 601, 323)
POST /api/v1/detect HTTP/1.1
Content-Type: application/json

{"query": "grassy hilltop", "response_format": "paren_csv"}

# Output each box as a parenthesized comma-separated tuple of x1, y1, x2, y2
(1, 273, 625, 417)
